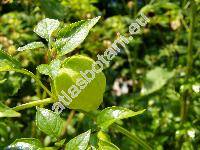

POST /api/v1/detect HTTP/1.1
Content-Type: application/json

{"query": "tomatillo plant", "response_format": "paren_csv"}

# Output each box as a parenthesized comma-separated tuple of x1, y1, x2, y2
(0, 17, 151, 149)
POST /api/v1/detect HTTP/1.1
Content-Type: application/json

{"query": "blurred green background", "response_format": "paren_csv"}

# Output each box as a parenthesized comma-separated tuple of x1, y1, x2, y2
(0, 0, 199, 149)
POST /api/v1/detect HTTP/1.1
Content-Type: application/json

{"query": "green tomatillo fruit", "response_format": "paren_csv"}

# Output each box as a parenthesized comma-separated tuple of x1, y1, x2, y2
(54, 55, 106, 112)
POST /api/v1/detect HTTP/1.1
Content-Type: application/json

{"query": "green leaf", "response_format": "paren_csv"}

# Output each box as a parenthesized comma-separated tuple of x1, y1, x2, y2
(7, 138, 43, 150)
(0, 49, 20, 69)
(0, 65, 12, 72)
(65, 130, 91, 150)
(0, 122, 8, 139)
(96, 107, 145, 129)
(141, 67, 174, 96)
(34, 18, 60, 41)
(55, 16, 100, 56)
(97, 131, 120, 150)
(55, 139, 66, 147)
(36, 107, 65, 138)
(17, 42, 45, 51)
(98, 139, 120, 150)
(37, 59, 61, 79)
(0, 102, 21, 118)
(0, 79, 6, 84)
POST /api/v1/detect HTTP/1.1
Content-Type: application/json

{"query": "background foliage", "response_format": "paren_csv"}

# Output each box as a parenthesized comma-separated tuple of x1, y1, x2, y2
(0, 0, 199, 149)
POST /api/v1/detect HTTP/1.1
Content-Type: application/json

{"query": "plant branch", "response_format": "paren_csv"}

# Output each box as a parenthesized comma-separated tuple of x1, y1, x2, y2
(61, 110, 75, 137)
(181, 0, 196, 122)
(111, 123, 152, 150)
(124, 47, 136, 93)
(134, 0, 138, 17)
(12, 98, 54, 111)
(1, 68, 53, 97)
(36, 70, 42, 98)
(187, 1, 195, 74)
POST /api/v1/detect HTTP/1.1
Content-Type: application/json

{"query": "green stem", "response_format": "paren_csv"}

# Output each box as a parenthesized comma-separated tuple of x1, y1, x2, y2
(124, 47, 135, 93)
(61, 110, 75, 137)
(181, 0, 196, 122)
(187, 1, 195, 74)
(111, 123, 152, 150)
(134, 0, 138, 17)
(12, 98, 54, 111)
(181, 0, 187, 8)
(1, 68, 52, 97)
(48, 37, 52, 62)
(181, 90, 189, 122)
(36, 70, 42, 98)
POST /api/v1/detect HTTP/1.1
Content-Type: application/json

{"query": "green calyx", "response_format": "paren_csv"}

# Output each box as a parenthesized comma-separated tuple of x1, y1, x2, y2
(54, 55, 106, 112)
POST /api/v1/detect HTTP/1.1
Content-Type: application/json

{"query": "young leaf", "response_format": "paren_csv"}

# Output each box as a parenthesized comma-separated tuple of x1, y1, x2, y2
(96, 107, 145, 129)
(0, 102, 21, 118)
(17, 42, 45, 51)
(37, 59, 61, 79)
(7, 138, 43, 150)
(0, 49, 20, 69)
(65, 130, 91, 150)
(37, 64, 49, 75)
(0, 78, 6, 84)
(36, 107, 65, 139)
(55, 139, 66, 147)
(55, 16, 100, 56)
(141, 67, 174, 96)
(34, 18, 60, 41)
